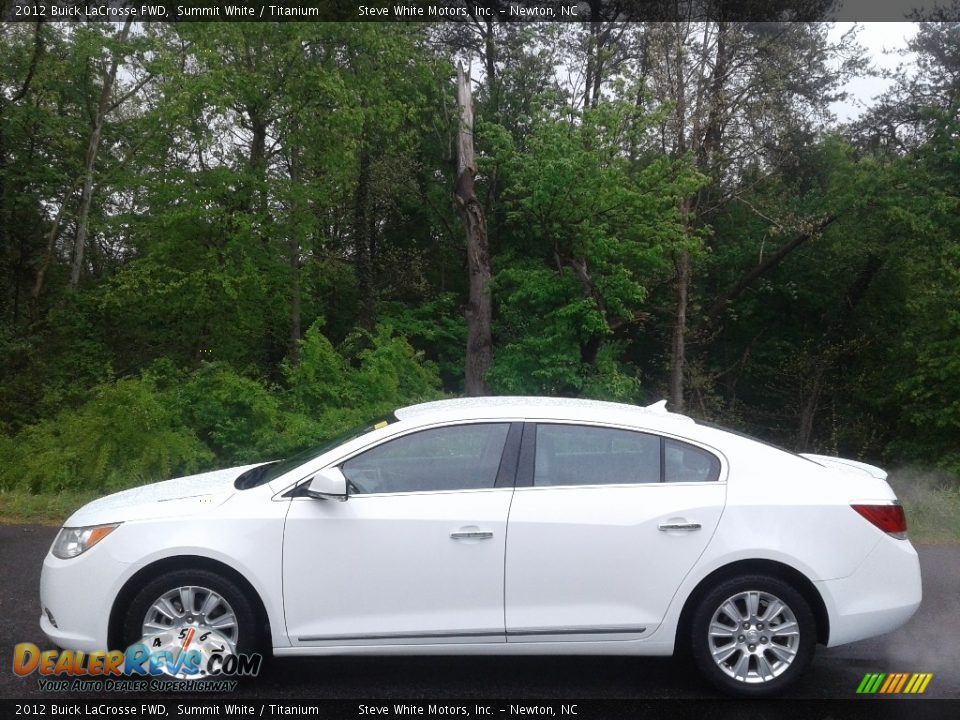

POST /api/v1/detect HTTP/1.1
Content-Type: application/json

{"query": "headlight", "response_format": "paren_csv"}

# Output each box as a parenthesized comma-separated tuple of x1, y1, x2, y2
(52, 523, 120, 559)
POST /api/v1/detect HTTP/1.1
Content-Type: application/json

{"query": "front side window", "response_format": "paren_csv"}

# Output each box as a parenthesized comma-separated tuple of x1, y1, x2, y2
(534, 424, 661, 487)
(342, 423, 510, 494)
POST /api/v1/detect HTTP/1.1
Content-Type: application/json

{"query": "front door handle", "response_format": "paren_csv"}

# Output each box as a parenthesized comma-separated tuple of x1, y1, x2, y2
(450, 530, 494, 540)
(658, 522, 702, 531)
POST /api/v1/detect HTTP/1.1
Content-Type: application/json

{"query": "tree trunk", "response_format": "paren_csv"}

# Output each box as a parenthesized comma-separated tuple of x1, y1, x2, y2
(289, 239, 302, 362)
(589, 22, 604, 108)
(455, 63, 492, 397)
(797, 366, 825, 450)
(354, 142, 375, 331)
(695, 21, 727, 217)
(668, 24, 689, 412)
(246, 109, 268, 217)
(288, 155, 304, 363)
(483, 18, 498, 117)
(795, 254, 883, 449)
(701, 22, 727, 171)
(0, 22, 44, 324)
(31, 180, 80, 320)
(584, 21, 596, 108)
(68, 17, 132, 291)
(583, 1, 606, 109)
(669, 248, 690, 412)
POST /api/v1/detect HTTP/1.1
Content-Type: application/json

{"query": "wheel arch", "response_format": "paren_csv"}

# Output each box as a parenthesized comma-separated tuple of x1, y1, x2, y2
(674, 558, 830, 653)
(107, 555, 272, 651)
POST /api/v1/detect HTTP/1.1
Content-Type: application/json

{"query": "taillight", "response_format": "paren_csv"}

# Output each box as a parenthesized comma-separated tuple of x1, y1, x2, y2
(851, 503, 907, 539)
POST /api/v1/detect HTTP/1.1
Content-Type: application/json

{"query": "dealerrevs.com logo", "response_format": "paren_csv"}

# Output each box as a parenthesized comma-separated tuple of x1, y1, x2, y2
(13, 628, 262, 693)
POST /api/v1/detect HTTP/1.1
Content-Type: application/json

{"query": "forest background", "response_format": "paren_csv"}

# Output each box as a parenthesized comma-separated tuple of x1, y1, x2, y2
(1, 17, 958, 537)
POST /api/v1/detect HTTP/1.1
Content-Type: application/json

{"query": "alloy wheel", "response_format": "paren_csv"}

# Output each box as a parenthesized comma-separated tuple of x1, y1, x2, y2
(141, 585, 239, 650)
(707, 590, 800, 684)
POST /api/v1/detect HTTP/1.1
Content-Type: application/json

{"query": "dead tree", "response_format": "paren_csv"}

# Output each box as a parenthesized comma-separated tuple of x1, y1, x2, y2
(454, 62, 491, 396)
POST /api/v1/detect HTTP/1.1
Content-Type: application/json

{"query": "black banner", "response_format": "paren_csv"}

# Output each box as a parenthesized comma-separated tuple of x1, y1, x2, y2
(1, 699, 960, 720)
(3, 0, 960, 23)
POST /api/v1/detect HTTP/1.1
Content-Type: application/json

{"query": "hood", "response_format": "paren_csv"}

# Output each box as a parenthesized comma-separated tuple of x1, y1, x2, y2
(64, 462, 268, 527)
(800, 453, 888, 480)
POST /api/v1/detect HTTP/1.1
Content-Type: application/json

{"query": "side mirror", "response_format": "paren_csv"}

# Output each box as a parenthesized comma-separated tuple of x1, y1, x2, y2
(302, 467, 348, 501)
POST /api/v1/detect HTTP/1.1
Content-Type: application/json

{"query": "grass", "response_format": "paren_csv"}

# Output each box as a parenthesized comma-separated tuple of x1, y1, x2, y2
(2, 475, 958, 543)
(0, 489, 101, 526)
(889, 472, 960, 543)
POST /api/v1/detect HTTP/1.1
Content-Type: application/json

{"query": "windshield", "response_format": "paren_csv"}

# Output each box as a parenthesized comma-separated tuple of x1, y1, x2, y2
(234, 413, 397, 489)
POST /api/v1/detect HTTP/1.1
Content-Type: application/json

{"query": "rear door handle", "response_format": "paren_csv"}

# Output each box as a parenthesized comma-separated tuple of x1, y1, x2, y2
(450, 530, 494, 540)
(658, 522, 702, 531)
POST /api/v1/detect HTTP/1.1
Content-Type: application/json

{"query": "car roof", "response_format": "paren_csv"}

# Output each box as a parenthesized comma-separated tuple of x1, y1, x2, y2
(394, 396, 696, 430)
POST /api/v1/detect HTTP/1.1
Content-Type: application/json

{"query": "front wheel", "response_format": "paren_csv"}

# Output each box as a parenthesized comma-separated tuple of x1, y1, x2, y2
(690, 575, 816, 697)
(122, 568, 259, 676)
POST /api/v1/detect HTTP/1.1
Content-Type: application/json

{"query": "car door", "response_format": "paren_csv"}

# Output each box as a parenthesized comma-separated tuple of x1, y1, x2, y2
(283, 421, 520, 646)
(504, 422, 726, 640)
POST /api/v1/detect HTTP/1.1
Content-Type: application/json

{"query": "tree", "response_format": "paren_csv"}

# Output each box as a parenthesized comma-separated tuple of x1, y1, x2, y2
(4, 19, 960, 502)
(455, 62, 492, 396)
(857, 22, 960, 149)
(636, 21, 862, 410)
(488, 100, 701, 398)
(69, 18, 135, 290)
(0, 21, 44, 325)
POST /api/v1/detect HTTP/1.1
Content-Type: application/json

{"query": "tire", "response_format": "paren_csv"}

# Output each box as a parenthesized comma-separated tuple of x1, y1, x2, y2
(689, 574, 816, 697)
(122, 568, 259, 656)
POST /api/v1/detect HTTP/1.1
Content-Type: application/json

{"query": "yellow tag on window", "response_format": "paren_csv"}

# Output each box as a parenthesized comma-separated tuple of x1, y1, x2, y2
(374, 421, 388, 430)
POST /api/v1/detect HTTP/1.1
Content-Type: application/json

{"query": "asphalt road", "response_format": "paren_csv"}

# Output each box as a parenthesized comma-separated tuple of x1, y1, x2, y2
(1, 524, 957, 701)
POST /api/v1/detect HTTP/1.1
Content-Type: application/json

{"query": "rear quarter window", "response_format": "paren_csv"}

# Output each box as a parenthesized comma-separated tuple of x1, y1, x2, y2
(664, 438, 721, 483)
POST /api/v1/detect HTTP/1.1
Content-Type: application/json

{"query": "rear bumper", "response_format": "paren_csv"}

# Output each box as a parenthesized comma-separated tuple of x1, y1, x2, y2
(817, 536, 922, 647)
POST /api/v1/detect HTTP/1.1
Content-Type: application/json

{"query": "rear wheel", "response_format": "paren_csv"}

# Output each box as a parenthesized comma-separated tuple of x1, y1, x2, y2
(690, 574, 816, 697)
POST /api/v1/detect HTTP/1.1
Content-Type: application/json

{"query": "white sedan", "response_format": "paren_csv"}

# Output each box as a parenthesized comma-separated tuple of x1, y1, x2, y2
(40, 397, 921, 696)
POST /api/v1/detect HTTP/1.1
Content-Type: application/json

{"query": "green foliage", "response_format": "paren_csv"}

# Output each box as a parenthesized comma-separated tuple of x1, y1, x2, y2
(0, 323, 443, 496)
(488, 260, 600, 394)
(487, 102, 701, 398)
(0, 378, 213, 494)
(3, 20, 960, 518)
(0, 327, 41, 434)
(178, 363, 284, 464)
(283, 322, 349, 413)
(347, 326, 444, 408)
(888, 470, 960, 542)
(284, 320, 443, 427)
(379, 294, 468, 389)
(580, 342, 644, 403)
(0, 488, 103, 526)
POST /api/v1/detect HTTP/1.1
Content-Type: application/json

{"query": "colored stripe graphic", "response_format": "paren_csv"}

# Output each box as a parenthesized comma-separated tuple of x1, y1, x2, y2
(893, 673, 909, 693)
(856, 673, 883, 693)
(907, 673, 934, 693)
(879, 674, 896, 693)
(857, 672, 932, 694)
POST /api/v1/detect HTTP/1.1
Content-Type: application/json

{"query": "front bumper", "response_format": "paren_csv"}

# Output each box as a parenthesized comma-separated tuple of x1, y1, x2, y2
(817, 535, 922, 647)
(39, 544, 130, 652)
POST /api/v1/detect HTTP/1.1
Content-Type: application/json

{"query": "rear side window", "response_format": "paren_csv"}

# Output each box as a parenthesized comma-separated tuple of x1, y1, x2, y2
(529, 424, 722, 486)
(664, 438, 721, 483)
(534, 424, 660, 486)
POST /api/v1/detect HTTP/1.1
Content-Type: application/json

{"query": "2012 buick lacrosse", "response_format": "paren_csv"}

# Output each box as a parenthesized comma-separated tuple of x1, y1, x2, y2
(40, 397, 921, 696)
